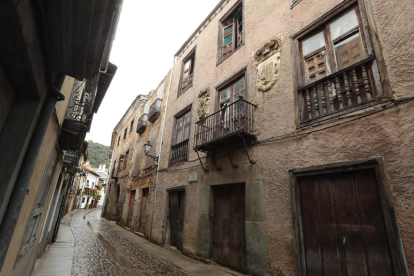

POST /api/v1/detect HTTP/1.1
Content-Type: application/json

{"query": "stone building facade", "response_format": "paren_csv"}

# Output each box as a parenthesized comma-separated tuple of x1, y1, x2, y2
(143, 0, 414, 276)
(104, 71, 172, 238)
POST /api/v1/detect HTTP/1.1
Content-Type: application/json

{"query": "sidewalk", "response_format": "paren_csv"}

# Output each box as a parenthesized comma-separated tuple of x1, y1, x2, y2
(89, 210, 245, 276)
(31, 213, 74, 276)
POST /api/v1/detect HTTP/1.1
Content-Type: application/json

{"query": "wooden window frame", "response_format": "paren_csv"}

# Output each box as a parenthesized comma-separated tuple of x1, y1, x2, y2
(169, 105, 192, 165)
(217, 0, 244, 65)
(215, 67, 248, 112)
(291, 0, 302, 9)
(178, 47, 196, 98)
(130, 119, 134, 133)
(289, 158, 409, 276)
(292, 0, 388, 127)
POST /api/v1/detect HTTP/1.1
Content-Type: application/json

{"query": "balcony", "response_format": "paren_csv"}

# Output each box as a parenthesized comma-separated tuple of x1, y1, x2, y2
(59, 80, 93, 150)
(298, 56, 383, 125)
(63, 151, 81, 174)
(194, 99, 256, 152)
(136, 114, 148, 134)
(148, 98, 162, 123)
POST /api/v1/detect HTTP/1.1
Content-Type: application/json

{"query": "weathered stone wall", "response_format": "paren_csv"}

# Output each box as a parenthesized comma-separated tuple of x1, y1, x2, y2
(152, 0, 414, 275)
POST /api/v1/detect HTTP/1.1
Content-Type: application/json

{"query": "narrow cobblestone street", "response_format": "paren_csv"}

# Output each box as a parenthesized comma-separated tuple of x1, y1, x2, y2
(70, 209, 192, 276)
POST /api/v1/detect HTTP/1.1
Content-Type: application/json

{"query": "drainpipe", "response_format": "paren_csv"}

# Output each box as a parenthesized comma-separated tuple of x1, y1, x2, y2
(0, 74, 65, 269)
(150, 64, 175, 237)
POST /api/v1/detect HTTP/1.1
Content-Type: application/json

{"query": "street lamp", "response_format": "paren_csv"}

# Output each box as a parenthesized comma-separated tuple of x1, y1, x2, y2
(143, 141, 159, 162)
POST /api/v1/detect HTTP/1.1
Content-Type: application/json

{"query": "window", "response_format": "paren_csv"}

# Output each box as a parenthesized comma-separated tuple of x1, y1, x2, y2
(170, 108, 191, 165)
(217, 75, 246, 111)
(124, 150, 130, 169)
(87, 180, 89, 187)
(218, 1, 243, 63)
(124, 128, 127, 139)
(82, 197, 85, 203)
(112, 160, 117, 178)
(178, 48, 196, 97)
(130, 119, 134, 133)
(294, 3, 384, 124)
(117, 136, 120, 147)
(291, 0, 301, 8)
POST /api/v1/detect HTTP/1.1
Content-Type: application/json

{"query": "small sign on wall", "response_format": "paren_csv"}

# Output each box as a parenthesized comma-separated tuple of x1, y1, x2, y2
(189, 172, 197, 183)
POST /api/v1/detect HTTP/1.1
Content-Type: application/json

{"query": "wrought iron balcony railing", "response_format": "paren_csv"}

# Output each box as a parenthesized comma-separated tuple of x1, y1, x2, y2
(194, 98, 256, 152)
(148, 98, 162, 123)
(298, 56, 381, 124)
(137, 114, 148, 134)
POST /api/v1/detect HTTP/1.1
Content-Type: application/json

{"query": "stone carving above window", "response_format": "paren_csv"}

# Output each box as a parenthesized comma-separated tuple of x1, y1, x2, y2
(197, 87, 210, 121)
(253, 34, 283, 92)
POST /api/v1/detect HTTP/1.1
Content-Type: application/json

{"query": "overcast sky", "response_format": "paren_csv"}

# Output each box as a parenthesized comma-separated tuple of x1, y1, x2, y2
(86, 0, 220, 146)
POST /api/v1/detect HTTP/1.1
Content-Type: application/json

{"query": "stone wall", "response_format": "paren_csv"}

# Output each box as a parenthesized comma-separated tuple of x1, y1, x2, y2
(151, 0, 414, 275)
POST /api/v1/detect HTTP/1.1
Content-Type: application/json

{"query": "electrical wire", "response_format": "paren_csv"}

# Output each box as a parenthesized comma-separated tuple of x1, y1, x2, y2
(156, 96, 414, 173)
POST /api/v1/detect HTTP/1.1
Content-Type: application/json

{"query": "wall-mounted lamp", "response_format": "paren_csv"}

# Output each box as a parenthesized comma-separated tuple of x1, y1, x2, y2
(143, 141, 159, 162)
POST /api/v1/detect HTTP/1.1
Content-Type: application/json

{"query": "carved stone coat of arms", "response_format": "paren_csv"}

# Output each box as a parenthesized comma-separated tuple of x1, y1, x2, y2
(253, 34, 283, 92)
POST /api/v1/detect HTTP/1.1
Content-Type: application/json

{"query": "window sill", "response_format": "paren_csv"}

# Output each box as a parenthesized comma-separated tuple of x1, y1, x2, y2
(177, 84, 193, 99)
(297, 97, 391, 128)
(291, 0, 301, 9)
(216, 44, 245, 67)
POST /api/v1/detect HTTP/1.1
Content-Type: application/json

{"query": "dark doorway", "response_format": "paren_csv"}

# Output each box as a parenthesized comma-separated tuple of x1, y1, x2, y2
(126, 190, 135, 228)
(168, 190, 185, 251)
(213, 184, 247, 273)
(298, 170, 395, 276)
(138, 188, 149, 233)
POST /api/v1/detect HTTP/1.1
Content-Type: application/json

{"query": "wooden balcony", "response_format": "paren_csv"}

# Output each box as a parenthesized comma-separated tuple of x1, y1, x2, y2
(136, 114, 148, 134)
(148, 98, 162, 123)
(194, 99, 256, 152)
(298, 56, 382, 125)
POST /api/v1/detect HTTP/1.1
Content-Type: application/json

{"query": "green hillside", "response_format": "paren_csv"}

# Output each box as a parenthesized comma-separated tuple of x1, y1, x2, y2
(87, 140, 111, 168)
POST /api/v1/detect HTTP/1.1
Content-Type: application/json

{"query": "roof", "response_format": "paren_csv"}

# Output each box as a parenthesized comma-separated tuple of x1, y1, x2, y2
(93, 63, 118, 113)
(174, 0, 228, 57)
(44, 0, 123, 80)
(95, 171, 109, 180)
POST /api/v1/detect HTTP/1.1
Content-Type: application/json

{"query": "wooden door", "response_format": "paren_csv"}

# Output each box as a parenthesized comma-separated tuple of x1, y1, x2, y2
(126, 190, 135, 228)
(169, 190, 185, 251)
(213, 184, 247, 273)
(138, 188, 149, 233)
(298, 170, 394, 276)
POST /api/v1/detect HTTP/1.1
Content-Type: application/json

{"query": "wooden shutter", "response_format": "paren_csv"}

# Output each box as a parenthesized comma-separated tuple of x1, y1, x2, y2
(236, 8, 243, 48)
(305, 50, 327, 83)
(335, 35, 364, 70)
(144, 127, 158, 169)
(132, 141, 143, 176)
(222, 19, 235, 59)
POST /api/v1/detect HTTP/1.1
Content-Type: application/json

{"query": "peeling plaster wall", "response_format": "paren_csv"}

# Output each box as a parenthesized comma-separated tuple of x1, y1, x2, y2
(153, 0, 414, 275)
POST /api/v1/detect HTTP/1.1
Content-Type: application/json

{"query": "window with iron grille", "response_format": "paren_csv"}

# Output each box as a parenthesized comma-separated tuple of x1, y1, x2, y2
(170, 107, 191, 165)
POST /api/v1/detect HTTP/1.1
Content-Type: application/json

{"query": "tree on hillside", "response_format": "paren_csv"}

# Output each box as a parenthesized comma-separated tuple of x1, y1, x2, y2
(87, 140, 111, 168)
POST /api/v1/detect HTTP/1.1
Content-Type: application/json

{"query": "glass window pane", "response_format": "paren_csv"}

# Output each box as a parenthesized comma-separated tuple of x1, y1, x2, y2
(224, 34, 233, 45)
(184, 112, 191, 124)
(302, 32, 325, 56)
(224, 25, 233, 35)
(176, 129, 182, 143)
(220, 87, 230, 102)
(334, 32, 364, 70)
(330, 10, 359, 40)
(184, 125, 190, 140)
(234, 77, 245, 94)
(184, 60, 191, 70)
(177, 117, 183, 128)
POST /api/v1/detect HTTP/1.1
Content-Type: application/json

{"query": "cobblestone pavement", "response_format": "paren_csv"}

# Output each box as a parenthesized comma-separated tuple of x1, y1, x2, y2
(71, 209, 192, 276)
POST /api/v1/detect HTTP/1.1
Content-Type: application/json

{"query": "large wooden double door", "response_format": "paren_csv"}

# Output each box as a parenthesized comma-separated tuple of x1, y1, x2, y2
(298, 170, 395, 276)
(169, 190, 185, 251)
(213, 184, 247, 273)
